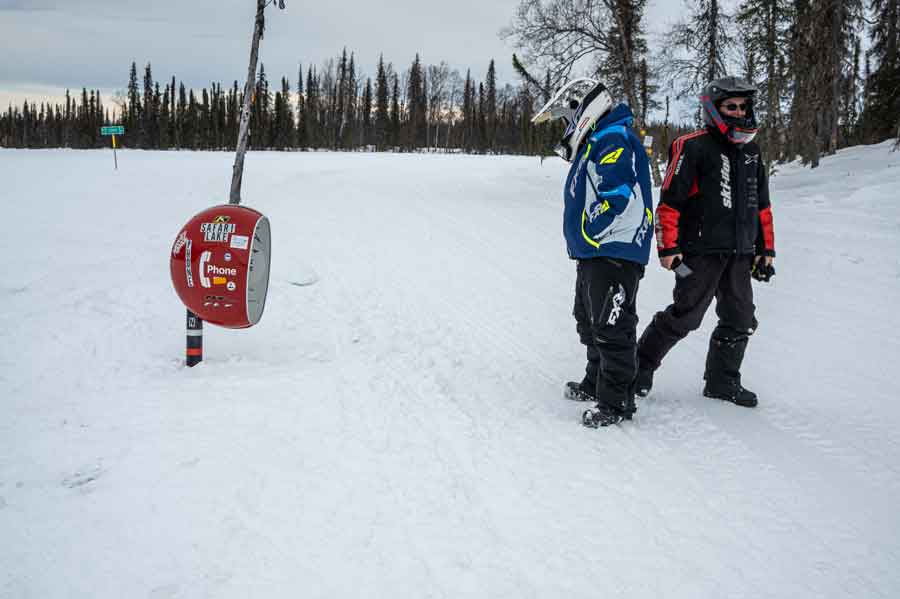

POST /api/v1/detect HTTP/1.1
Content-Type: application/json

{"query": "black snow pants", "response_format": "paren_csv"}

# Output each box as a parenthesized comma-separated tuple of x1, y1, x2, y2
(573, 257, 645, 413)
(637, 254, 758, 386)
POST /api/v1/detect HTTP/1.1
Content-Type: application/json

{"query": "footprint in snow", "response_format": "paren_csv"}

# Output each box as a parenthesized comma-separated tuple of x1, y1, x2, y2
(63, 464, 104, 489)
(288, 275, 319, 287)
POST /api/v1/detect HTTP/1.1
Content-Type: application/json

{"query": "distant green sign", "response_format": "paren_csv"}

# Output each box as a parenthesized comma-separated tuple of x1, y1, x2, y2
(101, 126, 125, 136)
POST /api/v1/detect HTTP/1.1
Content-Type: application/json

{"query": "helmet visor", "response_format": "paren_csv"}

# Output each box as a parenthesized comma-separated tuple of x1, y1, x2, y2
(728, 126, 758, 144)
(531, 78, 597, 124)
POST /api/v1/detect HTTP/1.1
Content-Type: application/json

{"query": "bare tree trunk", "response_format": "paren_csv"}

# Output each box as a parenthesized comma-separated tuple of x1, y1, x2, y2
(826, 0, 841, 155)
(230, 0, 267, 205)
(708, 0, 720, 83)
(653, 95, 671, 188)
(650, 152, 663, 187)
(606, 0, 640, 122)
(811, 111, 822, 168)
(639, 58, 651, 125)
(765, 0, 779, 162)
(789, 0, 820, 165)
(663, 96, 670, 148)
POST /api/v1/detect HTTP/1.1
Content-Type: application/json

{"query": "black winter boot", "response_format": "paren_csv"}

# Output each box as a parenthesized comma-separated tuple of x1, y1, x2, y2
(582, 387, 636, 427)
(704, 333, 749, 385)
(564, 377, 597, 402)
(582, 403, 626, 427)
(703, 380, 758, 408)
(577, 374, 597, 397)
(703, 329, 755, 406)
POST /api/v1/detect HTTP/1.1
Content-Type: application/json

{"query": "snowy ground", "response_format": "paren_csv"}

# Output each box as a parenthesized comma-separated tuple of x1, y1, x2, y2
(2, 141, 899, 598)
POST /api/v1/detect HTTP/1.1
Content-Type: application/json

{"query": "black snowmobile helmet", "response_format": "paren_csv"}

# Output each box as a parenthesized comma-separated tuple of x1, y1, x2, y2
(700, 76, 759, 144)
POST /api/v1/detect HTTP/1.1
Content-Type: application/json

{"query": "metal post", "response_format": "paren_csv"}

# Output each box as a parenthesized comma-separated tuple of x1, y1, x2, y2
(229, 0, 268, 206)
(112, 134, 118, 170)
(186, 309, 203, 367)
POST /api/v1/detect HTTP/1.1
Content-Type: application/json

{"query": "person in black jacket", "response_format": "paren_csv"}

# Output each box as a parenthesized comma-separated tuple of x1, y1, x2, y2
(634, 77, 776, 407)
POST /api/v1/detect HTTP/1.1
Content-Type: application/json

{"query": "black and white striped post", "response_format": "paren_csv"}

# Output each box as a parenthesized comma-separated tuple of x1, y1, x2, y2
(186, 309, 203, 367)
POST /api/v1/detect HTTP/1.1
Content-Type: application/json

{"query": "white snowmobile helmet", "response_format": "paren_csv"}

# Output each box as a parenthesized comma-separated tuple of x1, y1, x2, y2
(532, 78, 614, 162)
(700, 76, 759, 144)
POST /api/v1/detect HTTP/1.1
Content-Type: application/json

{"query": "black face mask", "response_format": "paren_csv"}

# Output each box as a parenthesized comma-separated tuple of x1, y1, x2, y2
(701, 95, 759, 145)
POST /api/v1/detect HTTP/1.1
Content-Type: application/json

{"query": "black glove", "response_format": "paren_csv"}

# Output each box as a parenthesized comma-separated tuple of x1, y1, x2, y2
(671, 256, 694, 279)
(752, 259, 775, 282)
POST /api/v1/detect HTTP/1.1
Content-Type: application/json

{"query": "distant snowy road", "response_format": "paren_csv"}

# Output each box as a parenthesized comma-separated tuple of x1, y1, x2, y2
(1, 144, 899, 598)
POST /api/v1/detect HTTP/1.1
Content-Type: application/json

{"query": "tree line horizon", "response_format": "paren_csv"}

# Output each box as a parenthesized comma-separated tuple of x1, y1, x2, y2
(0, 54, 567, 157)
(1, 0, 898, 169)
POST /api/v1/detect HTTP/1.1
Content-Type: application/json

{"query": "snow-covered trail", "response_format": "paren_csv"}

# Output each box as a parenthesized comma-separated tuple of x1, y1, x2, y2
(1, 145, 898, 598)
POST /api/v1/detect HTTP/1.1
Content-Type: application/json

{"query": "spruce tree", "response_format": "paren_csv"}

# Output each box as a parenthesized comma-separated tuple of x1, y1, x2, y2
(64, 89, 72, 147)
(168, 77, 177, 148)
(23, 100, 31, 148)
(477, 82, 487, 153)
(305, 66, 320, 149)
(88, 92, 96, 147)
(151, 82, 161, 148)
(79, 89, 90, 147)
(141, 62, 154, 148)
(296, 65, 306, 149)
(334, 49, 348, 148)
(485, 60, 497, 152)
(274, 76, 294, 149)
(126, 62, 141, 147)
(462, 70, 474, 152)
(419, 67, 428, 148)
(863, 0, 900, 142)
(405, 54, 424, 150)
(362, 77, 373, 148)
(788, 0, 863, 165)
(251, 63, 269, 148)
(160, 85, 170, 149)
(176, 82, 188, 149)
(736, 0, 793, 161)
(95, 91, 105, 147)
(342, 52, 357, 149)
(389, 74, 400, 150)
(200, 87, 211, 149)
(375, 55, 390, 150)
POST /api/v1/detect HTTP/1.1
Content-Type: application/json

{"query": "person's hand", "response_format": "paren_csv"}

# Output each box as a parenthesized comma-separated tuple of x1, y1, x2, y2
(755, 255, 774, 268)
(660, 254, 683, 270)
(752, 256, 776, 282)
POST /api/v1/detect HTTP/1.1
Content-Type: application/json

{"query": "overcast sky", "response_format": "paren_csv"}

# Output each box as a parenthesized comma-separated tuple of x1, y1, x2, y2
(1, 0, 686, 111)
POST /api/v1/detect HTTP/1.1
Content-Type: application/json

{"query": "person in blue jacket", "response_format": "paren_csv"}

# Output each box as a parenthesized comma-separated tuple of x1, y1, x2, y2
(533, 79, 654, 427)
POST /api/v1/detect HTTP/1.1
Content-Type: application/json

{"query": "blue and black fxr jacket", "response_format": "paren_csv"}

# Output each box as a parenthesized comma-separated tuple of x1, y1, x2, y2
(562, 103, 654, 265)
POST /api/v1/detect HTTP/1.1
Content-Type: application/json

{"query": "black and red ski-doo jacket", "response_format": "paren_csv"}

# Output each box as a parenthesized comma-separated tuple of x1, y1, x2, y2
(655, 128, 776, 258)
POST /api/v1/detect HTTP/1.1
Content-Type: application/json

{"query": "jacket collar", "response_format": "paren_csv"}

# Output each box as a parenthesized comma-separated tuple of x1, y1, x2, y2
(594, 103, 635, 132)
